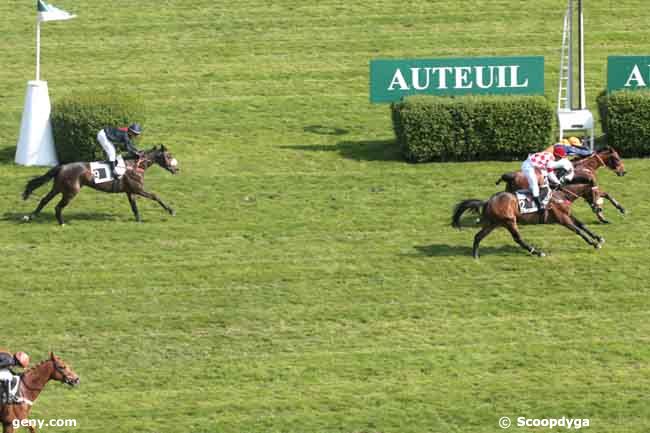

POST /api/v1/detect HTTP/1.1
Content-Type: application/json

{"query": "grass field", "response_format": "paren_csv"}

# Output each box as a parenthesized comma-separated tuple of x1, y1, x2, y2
(1, 1, 649, 432)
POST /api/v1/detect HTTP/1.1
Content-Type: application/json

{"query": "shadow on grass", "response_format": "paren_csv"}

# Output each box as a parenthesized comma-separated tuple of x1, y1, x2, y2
(413, 243, 522, 257)
(2, 212, 119, 225)
(0, 147, 16, 163)
(280, 139, 403, 162)
(303, 125, 349, 136)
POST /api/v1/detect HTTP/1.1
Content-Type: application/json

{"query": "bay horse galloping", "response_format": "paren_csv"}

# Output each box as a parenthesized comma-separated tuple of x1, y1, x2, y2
(496, 147, 627, 222)
(452, 188, 604, 259)
(1, 352, 79, 433)
(22, 145, 179, 225)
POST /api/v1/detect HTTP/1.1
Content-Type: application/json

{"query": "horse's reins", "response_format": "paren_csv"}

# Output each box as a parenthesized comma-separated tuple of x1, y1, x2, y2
(558, 187, 580, 201)
(135, 155, 149, 173)
(575, 152, 606, 172)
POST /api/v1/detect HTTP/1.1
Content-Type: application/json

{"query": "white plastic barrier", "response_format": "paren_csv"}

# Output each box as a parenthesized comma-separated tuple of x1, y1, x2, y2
(15, 80, 58, 166)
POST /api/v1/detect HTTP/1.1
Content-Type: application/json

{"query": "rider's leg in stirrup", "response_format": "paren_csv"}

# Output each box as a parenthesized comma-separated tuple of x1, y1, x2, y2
(523, 162, 545, 223)
(97, 130, 121, 178)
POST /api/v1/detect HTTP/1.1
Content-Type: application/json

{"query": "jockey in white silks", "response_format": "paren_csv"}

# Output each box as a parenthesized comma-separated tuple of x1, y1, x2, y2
(96, 123, 142, 178)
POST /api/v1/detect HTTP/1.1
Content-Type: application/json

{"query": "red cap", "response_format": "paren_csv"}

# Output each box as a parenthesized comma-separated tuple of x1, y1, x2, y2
(553, 145, 567, 158)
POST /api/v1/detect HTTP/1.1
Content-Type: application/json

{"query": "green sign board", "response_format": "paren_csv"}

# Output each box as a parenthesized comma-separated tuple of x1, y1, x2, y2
(608, 56, 650, 92)
(369, 56, 545, 103)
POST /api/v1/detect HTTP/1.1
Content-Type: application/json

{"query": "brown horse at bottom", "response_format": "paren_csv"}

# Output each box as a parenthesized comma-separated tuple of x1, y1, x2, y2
(0, 353, 79, 433)
(452, 188, 605, 259)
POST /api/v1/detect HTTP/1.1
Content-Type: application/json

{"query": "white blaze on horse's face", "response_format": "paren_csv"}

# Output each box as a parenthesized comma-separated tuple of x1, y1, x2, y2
(170, 158, 178, 167)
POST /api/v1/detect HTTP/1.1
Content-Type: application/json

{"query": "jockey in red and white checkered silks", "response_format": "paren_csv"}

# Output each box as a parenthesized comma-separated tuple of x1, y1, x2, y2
(521, 145, 574, 216)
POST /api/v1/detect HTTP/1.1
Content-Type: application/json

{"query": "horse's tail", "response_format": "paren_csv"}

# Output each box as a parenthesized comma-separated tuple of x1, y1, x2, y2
(22, 165, 61, 200)
(452, 199, 485, 229)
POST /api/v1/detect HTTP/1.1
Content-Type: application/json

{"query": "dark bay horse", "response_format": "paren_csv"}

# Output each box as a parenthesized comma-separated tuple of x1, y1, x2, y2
(22, 145, 178, 225)
(1, 353, 79, 433)
(495, 147, 627, 222)
(452, 188, 604, 258)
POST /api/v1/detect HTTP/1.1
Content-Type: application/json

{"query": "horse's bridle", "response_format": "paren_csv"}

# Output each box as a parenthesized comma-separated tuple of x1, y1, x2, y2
(52, 360, 75, 385)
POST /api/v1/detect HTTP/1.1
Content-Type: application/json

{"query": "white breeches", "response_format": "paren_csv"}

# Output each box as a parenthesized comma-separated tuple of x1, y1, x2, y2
(97, 130, 117, 162)
(522, 161, 543, 198)
(0, 369, 12, 381)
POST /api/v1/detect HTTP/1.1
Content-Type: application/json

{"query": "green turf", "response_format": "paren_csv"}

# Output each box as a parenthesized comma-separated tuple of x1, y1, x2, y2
(1, 1, 649, 432)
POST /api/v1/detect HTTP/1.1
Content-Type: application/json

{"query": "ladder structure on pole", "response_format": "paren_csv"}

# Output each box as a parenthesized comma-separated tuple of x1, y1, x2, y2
(556, 0, 594, 149)
(557, 2, 572, 112)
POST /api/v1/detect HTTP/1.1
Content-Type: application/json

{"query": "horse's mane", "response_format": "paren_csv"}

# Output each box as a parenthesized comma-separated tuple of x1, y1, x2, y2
(21, 358, 54, 376)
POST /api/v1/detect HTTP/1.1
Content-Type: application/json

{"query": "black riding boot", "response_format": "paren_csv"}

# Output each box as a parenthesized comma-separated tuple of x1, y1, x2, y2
(534, 196, 545, 223)
(109, 160, 120, 178)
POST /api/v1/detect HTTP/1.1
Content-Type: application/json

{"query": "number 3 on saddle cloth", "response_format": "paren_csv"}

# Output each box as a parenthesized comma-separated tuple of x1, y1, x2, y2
(515, 186, 552, 214)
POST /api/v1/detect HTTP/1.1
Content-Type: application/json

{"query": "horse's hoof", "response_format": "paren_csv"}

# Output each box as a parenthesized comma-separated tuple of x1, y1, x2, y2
(22, 215, 31, 222)
(598, 237, 605, 245)
(170, 210, 176, 216)
(538, 251, 546, 257)
(594, 243, 602, 249)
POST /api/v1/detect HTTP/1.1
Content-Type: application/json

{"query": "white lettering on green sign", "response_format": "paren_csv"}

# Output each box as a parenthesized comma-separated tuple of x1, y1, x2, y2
(387, 65, 529, 92)
(623, 64, 650, 88)
(369, 57, 544, 103)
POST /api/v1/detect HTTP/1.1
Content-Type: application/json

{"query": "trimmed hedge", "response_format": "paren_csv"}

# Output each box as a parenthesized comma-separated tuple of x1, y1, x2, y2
(597, 90, 650, 157)
(391, 95, 554, 162)
(51, 93, 145, 163)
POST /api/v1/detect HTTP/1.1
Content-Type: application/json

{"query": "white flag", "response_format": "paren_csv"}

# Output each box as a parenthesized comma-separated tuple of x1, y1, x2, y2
(37, 0, 76, 22)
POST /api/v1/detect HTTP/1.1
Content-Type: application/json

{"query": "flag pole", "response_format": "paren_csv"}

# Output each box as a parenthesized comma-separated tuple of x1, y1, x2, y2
(36, 18, 41, 81)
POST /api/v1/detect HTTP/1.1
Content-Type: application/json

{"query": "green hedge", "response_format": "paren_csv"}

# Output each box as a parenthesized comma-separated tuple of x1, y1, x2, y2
(390, 95, 554, 162)
(51, 93, 145, 163)
(597, 90, 650, 157)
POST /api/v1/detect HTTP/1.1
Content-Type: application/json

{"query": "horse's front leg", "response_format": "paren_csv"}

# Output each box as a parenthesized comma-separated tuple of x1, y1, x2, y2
(135, 190, 175, 216)
(559, 214, 602, 248)
(571, 216, 605, 245)
(601, 191, 626, 215)
(126, 193, 141, 222)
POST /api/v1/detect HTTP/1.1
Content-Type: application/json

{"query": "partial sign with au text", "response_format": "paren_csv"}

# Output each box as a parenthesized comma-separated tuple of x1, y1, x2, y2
(608, 56, 650, 92)
(369, 56, 544, 103)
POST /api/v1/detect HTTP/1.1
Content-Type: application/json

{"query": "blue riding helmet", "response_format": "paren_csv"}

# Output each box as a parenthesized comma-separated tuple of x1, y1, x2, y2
(128, 123, 143, 135)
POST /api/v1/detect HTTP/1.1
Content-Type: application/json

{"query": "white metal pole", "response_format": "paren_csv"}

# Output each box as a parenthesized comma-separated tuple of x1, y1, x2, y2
(36, 19, 41, 81)
(579, 0, 586, 109)
(567, 0, 574, 110)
